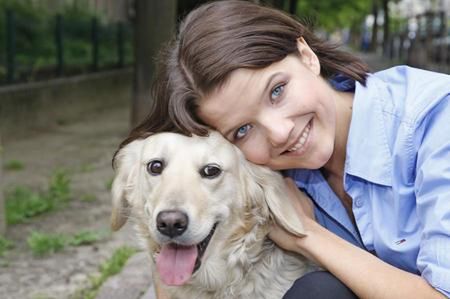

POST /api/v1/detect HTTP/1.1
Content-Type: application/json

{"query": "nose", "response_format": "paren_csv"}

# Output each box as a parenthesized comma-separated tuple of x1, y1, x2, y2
(261, 115, 294, 148)
(156, 210, 189, 238)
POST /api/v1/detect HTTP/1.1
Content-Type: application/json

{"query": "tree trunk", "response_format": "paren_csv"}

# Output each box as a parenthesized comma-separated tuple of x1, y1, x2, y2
(382, 0, 390, 55)
(370, 0, 379, 52)
(131, 0, 177, 127)
(289, 0, 298, 15)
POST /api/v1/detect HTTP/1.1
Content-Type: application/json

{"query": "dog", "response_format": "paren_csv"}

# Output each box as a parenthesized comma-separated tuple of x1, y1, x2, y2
(111, 131, 312, 299)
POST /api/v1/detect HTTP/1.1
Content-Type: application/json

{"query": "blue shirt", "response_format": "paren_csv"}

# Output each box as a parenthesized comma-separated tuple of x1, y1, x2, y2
(285, 66, 450, 297)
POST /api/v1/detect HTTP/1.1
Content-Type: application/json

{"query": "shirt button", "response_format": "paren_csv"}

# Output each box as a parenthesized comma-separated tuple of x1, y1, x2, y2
(355, 198, 364, 208)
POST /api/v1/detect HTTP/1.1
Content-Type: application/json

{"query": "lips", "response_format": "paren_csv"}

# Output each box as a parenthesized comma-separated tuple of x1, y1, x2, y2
(284, 120, 312, 154)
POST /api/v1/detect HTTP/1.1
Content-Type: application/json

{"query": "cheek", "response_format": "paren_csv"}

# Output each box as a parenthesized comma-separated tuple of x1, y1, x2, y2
(239, 140, 270, 166)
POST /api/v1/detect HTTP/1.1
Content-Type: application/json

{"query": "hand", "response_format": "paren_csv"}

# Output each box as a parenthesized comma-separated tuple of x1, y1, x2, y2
(268, 178, 316, 254)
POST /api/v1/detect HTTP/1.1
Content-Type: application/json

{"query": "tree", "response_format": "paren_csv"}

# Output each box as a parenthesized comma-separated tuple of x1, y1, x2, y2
(132, 0, 177, 126)
(371, 0, 379, 52)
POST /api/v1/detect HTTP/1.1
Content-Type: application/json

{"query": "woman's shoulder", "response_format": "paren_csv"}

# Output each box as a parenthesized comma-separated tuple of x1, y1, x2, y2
(357, 65, 449, 125)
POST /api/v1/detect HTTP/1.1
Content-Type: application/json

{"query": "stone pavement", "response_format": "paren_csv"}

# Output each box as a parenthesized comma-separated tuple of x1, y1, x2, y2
(96, 252, 156, 299)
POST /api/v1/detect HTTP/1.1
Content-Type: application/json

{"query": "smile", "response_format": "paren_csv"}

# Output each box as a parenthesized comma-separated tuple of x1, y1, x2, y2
(286, 121, 312, 153)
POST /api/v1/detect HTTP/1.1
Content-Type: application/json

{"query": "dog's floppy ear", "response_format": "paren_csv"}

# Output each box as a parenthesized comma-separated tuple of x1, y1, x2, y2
(111, 139, 145, 231)
(240, 154, 306, 237)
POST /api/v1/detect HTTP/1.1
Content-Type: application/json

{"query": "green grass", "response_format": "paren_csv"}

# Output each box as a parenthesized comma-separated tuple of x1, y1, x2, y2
(27, 229, 104, 256)
(67, 230, 102, 246)
(0, 236, 14, 257)
(80, 164, 95, 173)
(27, 231, 67, 257)
(73, 246, 137, 299)
(4, 159, 24, 171)
(80, 194, 97, 202)
(5, 170, 71, 224)
(105, 177, 113, 191)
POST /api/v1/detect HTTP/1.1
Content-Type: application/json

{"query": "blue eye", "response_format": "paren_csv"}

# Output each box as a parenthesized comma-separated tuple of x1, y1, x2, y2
(235, 124, 252, 140)
(271, 84, 285, 102)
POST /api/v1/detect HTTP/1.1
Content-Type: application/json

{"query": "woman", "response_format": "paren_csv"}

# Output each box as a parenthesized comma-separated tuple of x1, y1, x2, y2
(123, 1, 450, 298)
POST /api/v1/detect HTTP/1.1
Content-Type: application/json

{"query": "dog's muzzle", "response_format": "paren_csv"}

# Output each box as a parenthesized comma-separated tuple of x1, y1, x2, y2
(155, 210, 218, 286)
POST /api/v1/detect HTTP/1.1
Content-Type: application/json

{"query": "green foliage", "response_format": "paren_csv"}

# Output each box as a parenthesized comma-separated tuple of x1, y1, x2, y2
(27, 231, 67, 256)
(0, 235, 14, 257)
(0, 0, 134, 83)
(5, 187, 54, 224)
(67, 230, 101, 246)
(105, 177, 113, 191)
(5, 170, 71, 224)
(296, 0, 372, 31)
(73, 246, 137, 299)
(4, 159, 24, 170)
(27, 229, 104, 256)
(80, 194, 97, 202)
(47, 170, 71, 203)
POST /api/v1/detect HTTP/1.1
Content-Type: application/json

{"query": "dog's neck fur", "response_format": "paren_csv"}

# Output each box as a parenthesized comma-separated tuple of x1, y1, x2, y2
(156, 214, 309, 299)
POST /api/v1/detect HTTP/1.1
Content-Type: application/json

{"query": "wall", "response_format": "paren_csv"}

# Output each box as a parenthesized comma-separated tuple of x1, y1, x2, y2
(0, 69, 132, 142)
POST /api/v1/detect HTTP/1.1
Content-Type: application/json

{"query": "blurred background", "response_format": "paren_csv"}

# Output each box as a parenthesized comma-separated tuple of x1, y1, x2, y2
(0, 1, 448, 299)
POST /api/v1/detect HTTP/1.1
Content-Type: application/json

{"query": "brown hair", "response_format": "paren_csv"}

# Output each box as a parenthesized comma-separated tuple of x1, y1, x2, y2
(118, 0, 369, 153)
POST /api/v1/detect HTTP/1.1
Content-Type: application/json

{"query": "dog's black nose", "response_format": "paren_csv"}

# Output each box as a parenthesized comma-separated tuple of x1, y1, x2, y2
(156, 210, 188, 237)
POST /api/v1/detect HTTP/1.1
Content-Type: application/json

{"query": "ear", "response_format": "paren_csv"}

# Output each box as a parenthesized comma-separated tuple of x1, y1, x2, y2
(296, 37, 320, 76)
(111, 139, 145, 231)
(238, 151, 306, 237)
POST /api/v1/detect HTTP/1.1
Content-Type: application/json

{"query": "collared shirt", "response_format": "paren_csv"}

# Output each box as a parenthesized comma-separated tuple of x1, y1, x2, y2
(285, 66, 450, 297)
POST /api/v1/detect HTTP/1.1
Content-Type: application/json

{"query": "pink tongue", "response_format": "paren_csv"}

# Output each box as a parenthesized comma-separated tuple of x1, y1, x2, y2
(156, 244, 198, 286)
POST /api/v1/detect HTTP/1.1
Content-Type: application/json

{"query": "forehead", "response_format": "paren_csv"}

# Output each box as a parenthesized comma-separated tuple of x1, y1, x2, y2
(198, 68, 266, 135)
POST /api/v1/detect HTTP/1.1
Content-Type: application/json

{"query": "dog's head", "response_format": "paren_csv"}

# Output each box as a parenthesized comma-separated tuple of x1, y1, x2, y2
(111, 131, 305, 287)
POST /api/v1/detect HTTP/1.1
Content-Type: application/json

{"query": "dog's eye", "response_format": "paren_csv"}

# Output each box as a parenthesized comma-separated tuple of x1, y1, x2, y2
(147, 160, 164, 175)
(200, 164, 222, 179)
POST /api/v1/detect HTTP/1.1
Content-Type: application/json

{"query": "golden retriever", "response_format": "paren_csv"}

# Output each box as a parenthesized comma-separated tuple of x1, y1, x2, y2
(111, 131, 311, 299)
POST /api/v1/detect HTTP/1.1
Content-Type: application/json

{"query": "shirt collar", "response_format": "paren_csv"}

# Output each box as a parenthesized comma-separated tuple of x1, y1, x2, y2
(345, 74, 393, 186)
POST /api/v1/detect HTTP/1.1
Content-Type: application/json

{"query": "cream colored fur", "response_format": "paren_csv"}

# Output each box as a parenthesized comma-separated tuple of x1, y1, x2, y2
(111, 131, 312, 299)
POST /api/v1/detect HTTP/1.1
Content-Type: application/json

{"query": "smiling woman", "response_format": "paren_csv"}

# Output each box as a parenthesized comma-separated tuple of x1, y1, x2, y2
(117, 1, 450, 299)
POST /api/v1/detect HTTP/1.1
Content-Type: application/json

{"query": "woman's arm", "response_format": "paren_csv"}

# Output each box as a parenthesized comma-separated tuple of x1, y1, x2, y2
(269, 181, 446, 299)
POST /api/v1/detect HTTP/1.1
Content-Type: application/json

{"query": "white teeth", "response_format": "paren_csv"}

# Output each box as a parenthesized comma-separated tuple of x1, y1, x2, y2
(287, 122, 311, 152)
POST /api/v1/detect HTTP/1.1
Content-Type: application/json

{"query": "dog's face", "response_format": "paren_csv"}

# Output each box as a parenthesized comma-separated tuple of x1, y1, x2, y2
(111, 131, 305, 288)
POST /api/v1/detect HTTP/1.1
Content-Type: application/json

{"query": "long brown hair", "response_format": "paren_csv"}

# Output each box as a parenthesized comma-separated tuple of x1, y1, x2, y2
(117, 0, 369, 155)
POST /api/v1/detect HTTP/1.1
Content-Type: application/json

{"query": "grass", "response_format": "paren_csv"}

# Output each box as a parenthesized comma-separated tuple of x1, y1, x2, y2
(80, 194, 97, 202)
(4, 159, 24, 171)
(5, 170, 71, 224)
(27, 229, 104, 256)
(80, 164, 95, 173)
(67, 230, 102, 246)
(105, 177, 113, 191)
(0, 236, 14, 257)
(73, 246, 137, 299)
(27, 231, 67, 257)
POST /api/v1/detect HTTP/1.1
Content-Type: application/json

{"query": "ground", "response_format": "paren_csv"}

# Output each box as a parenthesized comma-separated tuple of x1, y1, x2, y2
(0, 105, 141, 299)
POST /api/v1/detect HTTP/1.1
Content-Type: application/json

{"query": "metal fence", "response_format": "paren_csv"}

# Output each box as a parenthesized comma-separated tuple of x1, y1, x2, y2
(1, 9, 133, 85)
(383, 10, 450, 73)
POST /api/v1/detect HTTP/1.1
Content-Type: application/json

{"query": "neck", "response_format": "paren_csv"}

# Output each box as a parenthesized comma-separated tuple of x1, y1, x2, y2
(322, 90, 354, 180)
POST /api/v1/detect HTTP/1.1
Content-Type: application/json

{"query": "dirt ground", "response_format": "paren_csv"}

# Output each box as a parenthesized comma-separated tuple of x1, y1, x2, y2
(0, 105, 140, 299)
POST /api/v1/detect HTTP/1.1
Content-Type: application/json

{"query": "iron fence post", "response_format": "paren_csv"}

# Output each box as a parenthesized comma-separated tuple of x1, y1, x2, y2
(6, 9, 16, 83)
(55, 14, 64, 76)
(91, 17, 99, 71)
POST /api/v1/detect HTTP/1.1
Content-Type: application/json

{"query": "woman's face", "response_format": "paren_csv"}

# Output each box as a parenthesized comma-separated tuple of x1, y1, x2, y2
(198, 41, 338, 170)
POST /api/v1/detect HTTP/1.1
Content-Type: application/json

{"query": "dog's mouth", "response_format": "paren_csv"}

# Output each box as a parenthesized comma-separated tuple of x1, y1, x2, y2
(156, 223, 218, 286)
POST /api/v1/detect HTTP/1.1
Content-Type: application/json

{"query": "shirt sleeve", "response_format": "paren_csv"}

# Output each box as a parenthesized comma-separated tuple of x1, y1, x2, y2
(414, 95, 450, 297)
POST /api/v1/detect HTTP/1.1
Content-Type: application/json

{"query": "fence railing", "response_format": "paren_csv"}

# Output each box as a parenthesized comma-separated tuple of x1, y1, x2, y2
(383, 11, 449, 73)
(1, 9, 133, 86)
